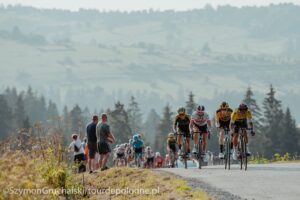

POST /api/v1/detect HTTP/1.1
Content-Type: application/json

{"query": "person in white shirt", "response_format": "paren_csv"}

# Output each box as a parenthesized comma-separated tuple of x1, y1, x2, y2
(68, 134, 86, 173)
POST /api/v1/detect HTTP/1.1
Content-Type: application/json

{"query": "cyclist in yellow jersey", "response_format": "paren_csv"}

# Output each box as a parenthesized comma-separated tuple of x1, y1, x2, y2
(215, 102, 233, 159)
(230, 103, 255, 160)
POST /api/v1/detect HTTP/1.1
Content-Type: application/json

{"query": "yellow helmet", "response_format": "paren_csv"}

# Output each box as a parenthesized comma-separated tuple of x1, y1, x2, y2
(168, 133, 175, 138)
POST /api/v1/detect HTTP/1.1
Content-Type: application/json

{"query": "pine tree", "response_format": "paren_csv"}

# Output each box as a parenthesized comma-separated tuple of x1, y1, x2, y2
(109, 101, 132, 144)
(186, 92, 196, 115)
(243, 87, 266, 155)
(82, 107, 91, 125)
(23, 116, 31, 129)
(14, 94, 27, 129)
(127, 96, 143, 135)
(70, 104, 84, 136)
(4, 87, 18, 111)
(36, 96, 47, 123)
(47, 100, 59, 120)
(46, 100, 60, 127)
(262, 85, 284, 157)
(143, 109, 161, 146)
(0, 95, 13, 139)
(281, 108, 300, 155)
(243, 87, 262, 126)
(62, 106, 71, 136)
(24, 86, 35, 124)
(155, 104, 173, 155)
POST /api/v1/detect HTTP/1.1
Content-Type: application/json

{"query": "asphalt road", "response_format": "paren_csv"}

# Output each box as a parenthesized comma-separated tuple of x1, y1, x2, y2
(158, 163, 300, 200)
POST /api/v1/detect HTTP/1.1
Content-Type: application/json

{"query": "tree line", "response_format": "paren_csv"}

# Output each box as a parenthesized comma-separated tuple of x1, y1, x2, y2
(0, 85, 299, 158)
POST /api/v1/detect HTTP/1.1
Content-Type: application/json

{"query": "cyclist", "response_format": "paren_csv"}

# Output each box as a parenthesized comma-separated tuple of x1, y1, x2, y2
(189, 105, 211, 157)
(115, 144, 126, 166)
(132, 134, 144, 167)
(230, 103, 255, 160)
(144, 146, 155, 168)
(215, 102, 233, 159)
(154, 152, 164, 168)
(173, 107, 191, 156)
(167, 132, 177, 167)
(112, 144, 120, 165)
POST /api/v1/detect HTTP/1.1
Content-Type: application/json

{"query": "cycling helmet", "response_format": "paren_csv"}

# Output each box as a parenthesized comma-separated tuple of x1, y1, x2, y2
(220, 101, 229, 109)
(197, 105, 205, 111)
(145, 146, 151, 152)
(120, 144, 126, 149)
(168, 132, 175, 138)
(177, 107, 186, 114)
(133, 135, 139, 141)
(155, 152, 161, 157)
(239, 103, 248, 111)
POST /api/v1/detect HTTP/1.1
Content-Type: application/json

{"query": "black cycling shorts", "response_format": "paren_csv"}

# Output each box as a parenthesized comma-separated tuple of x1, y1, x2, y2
(234, 120, 248, 133)
(147, 157, 154, 164)
(169, 144, 177, 153)
(194, 124, 208, 134)
(219, 120, 230, 130)
(178, 129, 191, 138)
(134, 147, 143, 154)
(117, 152, 125, 158)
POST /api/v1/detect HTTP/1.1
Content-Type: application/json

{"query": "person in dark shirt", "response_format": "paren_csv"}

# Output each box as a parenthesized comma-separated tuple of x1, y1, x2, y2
(96, 113, 115, 171)
(86, 115, 98, 173)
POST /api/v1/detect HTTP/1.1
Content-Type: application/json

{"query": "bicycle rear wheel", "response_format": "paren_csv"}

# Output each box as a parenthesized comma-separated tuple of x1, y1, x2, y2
(224, 137, 228, 170)
(239, 135, 243, 170)
(181, 137, 187, 169)
(243, 136, 248, 171)
(225, 136, 231, 170)
(198, 138, 202, 169)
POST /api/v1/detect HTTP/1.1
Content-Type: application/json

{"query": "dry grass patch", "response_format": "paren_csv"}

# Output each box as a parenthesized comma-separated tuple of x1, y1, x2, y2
(80, 167, 211, 200)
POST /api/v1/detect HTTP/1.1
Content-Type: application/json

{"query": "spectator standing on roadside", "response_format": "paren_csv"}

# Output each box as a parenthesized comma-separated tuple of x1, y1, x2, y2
(86, 115, 98, 173)
(97, 113, 115, 171)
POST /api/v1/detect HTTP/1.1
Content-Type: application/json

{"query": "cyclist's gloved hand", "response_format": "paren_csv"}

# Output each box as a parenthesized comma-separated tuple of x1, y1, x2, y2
(251, 130, 255, 136)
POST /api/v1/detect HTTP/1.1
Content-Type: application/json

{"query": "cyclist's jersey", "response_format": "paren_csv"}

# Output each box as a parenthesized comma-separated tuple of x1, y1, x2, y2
(174, 114, 190, 133)
(231, 109, 252, 123)
(215, 108, 233, 122)
(132, 139, 144, 149)
(145, 150, 155, 159)
(167, 138, 176, 147)
(167, 138, 176, 152)
(116, 146, 125, 154)
(191, 111, 210, 127)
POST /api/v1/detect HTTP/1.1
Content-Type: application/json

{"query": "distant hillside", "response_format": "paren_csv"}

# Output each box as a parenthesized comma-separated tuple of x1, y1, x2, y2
(1, 4, 300, 121)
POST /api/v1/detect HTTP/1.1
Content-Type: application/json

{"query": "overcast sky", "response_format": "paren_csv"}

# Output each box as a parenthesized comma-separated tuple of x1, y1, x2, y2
(1, 0, 300, 11)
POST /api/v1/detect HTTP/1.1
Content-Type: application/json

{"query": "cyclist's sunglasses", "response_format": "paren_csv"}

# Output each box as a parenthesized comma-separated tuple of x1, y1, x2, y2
(221, 108, 228, 111)
(179, 113, 185, 116)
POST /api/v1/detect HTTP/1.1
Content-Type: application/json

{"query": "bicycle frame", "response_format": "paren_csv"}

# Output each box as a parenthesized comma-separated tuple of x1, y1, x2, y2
(169, 150, 177, 168)
(223, 127, 231, 170)
(193, 130, 204, 169)
(176, 132, 188, 169)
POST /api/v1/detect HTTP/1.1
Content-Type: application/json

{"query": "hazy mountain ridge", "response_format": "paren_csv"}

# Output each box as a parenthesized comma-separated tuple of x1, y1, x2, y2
(1, 4, 300, 120)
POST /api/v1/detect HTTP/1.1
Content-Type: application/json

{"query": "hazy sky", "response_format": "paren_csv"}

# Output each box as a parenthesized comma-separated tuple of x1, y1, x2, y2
(1, 0, 300, 11)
